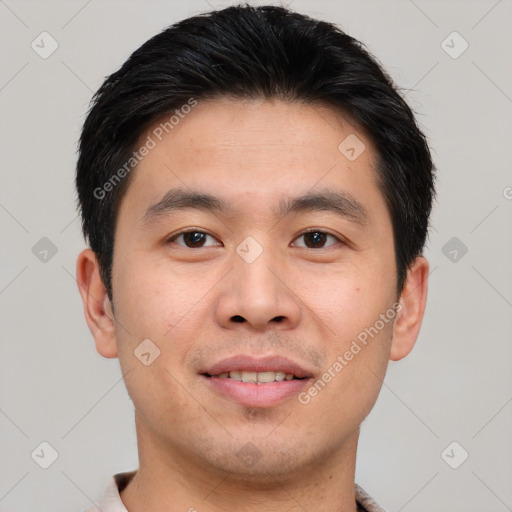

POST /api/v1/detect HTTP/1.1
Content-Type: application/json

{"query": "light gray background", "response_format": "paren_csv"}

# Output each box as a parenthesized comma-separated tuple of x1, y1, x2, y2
(1, 1, 511, 511)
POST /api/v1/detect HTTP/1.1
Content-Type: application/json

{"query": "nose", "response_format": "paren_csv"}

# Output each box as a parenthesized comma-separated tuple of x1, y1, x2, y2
(214, 245, 302, 332)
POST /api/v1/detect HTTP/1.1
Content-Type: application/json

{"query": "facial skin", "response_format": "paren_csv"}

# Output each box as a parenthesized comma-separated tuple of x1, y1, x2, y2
(77, 97, 428, 512)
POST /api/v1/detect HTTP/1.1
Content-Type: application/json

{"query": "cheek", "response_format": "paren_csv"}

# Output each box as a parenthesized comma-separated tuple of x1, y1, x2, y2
(297, 319, 394, 433)
(111, 258, 208, 416)
(298, 263, 395, 342)
(122, 356, 203, 437)
(114, 253, 218, 340)
(296, 260, 396, 401)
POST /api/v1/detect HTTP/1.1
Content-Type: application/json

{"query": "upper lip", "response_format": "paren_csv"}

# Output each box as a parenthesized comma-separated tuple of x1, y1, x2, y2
(202, 354, 314, 379)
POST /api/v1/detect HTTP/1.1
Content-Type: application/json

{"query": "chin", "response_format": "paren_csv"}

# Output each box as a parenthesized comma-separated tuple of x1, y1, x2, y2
(194, 433, 332, 484)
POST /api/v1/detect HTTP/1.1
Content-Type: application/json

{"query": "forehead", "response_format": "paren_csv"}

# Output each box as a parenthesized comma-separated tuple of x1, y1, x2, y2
(146, 97, 366, 156)
(118, 97, 387, 226)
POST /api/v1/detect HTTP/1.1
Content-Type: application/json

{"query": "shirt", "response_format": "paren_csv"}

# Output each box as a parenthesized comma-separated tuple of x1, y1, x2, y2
(82, 470, 386, 512)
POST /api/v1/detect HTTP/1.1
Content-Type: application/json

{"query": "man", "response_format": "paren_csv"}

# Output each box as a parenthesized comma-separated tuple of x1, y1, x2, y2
(75, 4, 434, 511)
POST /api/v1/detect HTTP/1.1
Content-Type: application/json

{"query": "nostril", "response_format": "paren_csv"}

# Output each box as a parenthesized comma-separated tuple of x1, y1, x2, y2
(232, 315, 245, 323)
(273, 316, 285, 322)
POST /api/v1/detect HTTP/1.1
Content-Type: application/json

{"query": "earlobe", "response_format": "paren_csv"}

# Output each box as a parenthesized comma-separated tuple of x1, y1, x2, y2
(76, 248, 118, 359)
(390, 256, 429, 361)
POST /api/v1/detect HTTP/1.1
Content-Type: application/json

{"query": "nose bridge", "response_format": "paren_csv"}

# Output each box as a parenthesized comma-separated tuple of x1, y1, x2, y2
(236, 243, 279, 301)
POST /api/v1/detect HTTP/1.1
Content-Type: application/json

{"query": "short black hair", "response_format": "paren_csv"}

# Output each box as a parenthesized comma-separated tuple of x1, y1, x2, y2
(76, 3, 435, 301)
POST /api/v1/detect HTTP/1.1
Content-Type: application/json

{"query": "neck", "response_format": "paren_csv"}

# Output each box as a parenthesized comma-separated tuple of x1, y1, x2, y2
(121, 413, 361, 512)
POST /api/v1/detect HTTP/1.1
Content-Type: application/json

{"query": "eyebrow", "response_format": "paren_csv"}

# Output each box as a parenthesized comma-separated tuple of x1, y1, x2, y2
(141, 187, 369, 226)
(276, 189, 368, 225)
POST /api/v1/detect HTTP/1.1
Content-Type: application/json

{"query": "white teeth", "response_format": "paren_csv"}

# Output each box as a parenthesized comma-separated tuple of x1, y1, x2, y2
(257, 371, 275, 383)
(241, 371, 257, 383)
(216, 370, 297, 383)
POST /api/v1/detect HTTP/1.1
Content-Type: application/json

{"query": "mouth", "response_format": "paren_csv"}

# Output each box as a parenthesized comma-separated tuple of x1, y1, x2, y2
(203, 370, 306, 383)
(200, 355, 313, 407)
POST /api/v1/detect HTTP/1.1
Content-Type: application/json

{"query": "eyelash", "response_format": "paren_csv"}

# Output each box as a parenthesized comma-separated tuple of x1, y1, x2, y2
(166, 229, 344, 249)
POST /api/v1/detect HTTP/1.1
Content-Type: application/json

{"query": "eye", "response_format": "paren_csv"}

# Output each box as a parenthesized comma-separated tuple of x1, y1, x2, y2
(167, 230, 221, 248)
(293, 230, 341, 249)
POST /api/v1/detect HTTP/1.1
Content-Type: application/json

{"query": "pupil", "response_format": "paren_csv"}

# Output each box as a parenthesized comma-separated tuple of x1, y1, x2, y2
(306, 232, 325, 248)
(185, 232, 205, 247)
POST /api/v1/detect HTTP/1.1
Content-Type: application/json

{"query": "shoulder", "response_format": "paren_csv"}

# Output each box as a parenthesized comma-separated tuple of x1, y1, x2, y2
(355, 484, 387, 512)
(80, 470, 137, 512)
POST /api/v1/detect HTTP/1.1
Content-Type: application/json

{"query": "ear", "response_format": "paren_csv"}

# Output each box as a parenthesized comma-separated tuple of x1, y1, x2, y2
(390, 256, 429, 361)
(76, 248, 118, 359)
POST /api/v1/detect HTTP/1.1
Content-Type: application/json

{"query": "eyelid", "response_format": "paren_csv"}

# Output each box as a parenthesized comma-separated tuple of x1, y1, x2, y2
(166, 228, 222, 247)
(165, 228, 346, 248)
(291, 228, 344, 248)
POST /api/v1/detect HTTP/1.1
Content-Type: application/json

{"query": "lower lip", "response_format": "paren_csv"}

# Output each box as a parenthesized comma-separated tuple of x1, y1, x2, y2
(203, 376, 310, 407)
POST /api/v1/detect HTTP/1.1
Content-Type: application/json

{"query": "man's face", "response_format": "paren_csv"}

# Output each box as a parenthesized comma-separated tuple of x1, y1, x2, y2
(110, 97, 398, 477)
